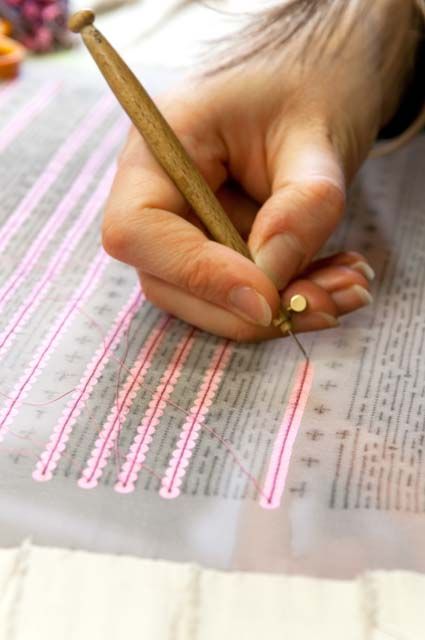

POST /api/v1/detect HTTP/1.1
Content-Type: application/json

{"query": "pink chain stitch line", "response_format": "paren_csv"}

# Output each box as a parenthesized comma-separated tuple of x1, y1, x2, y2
(0, 119, 126, 316)
(0, 82, 60, 154)
(115, 327, 196, 494)
(0, 166, 116, 360)
(78, 316, 172, 490)
(260, 360, 313, 510)
(0, 250, 109, 442)
(0, 94, 114, 256)
(33, 287, 144, 482)
(160, 340, 232, 499)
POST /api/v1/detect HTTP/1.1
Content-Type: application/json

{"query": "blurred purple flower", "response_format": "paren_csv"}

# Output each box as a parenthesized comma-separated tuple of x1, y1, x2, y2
(0, 0, 71, 52)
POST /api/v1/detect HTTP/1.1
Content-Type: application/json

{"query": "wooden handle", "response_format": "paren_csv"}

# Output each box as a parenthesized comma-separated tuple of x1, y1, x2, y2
(69, 10, 251, 259)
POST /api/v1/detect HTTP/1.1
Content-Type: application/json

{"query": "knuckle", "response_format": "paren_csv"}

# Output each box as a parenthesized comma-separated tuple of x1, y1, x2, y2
(277, 179, 345, 259)
(181, 246, 219, 300)
(299, 179, 345, 226)
(101, 219, 130, 261)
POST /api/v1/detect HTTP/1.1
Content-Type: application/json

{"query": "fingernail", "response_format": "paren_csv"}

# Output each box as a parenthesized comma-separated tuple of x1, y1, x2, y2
(227, 286, 273, 327)
(353, 285, 373, 305)
(254, 234, 304, 290)
(316, 312, 340, 327)
(332, 285, 373, 308)
(351, 262, 375, 281)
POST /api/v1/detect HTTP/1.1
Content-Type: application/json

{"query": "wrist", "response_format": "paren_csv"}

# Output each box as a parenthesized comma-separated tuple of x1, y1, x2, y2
(332, 0, 424, 169)
(374, 0, 423, 128)
(378, 30, 425, 141)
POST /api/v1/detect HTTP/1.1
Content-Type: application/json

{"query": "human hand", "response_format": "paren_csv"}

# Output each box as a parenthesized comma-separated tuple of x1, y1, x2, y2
(102, 1, 414, 341)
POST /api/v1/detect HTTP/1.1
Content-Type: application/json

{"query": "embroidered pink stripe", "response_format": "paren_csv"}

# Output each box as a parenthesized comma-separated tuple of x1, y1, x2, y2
(0, 94, 114, 256)
(33, 287, 144, 482)
(160, 340, 232, 500)
(0, 121, 125, 315)
(115, 328, 196, 494)
(0, 166, 115, 359)
(260, 362, 313, 510)
(0, 250, 108, 441)
(78, 316, 171, 490)
(0, 82, 59, 153)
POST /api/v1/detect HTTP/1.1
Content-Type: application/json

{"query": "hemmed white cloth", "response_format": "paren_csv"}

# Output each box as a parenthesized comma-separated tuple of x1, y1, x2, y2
(0, 543, 424, 639)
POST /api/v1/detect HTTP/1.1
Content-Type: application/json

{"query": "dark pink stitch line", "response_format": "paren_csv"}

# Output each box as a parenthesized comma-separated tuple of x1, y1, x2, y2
(267, 361, 310, 499)
(34, 289, 143, 480)
(260, 361, 313, 509)
(116, 327, 195, 492)
(161, 341, 229, 498)
(0, 252, 107, 435)
(80, 316, 172, 487)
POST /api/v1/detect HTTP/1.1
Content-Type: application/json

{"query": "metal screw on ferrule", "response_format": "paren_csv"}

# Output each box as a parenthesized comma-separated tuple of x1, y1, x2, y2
(273, 294, 308, 334)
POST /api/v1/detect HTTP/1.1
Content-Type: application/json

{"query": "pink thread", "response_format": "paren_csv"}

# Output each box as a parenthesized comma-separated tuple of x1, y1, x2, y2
(197, 422, 270, 501)
(78, 316, 171, 489)
(0, 302, 176, 475)
(6, 404, 120, 476)
(0, 250, 108, 441)
(0, 82, 60, 153)
(260, 361, 313, 510)
(89, 321, 265, 497)
(6, 422, 82, 469)
(112, 296, 135, 474)
(3, 411, 163, 479)
(0, 447, 40, 459)
(0, 387, 75, 406)
(0, 166, 115, 359)
(160, 340, 232, 499)
(115, 327, 196, 494)
(65, 302, 196, 420)
(0, 94, 114, 256)
(0, 296, 117, 410)
(0, 120, 125, 315)
(33, 287, 144, 482)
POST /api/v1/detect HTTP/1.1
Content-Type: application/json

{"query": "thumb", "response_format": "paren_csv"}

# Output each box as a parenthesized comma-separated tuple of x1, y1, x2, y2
(249, 128, 346, 290)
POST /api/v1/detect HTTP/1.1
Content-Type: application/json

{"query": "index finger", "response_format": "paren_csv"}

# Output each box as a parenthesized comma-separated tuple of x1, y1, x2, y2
(102, 100, 282, 328)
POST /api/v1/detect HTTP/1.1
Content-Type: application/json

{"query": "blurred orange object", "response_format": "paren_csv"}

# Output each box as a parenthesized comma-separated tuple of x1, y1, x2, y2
(0, 18, 25, 80)
(0, 19, 12, 37)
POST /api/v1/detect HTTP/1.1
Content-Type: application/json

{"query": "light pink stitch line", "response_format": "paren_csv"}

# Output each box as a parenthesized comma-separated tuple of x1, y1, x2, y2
(0, 250, 109, 442)
(0, 94, 114, 256)
(0, 166, 115, 359)
(0, 121, 125, 314)
(0, 82, 60, 153)
(33, 286, 144, 482)
(115, 327, 196, 494)
(78, 316, 172, 490)
(160, 340, 232, 500)
(260, 362, 313, 510)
